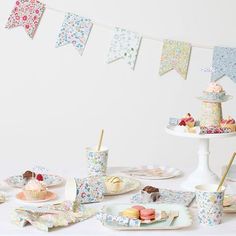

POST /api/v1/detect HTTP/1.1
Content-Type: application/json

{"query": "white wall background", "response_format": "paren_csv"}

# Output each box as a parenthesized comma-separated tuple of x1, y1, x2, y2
(0, 0, 235, 178)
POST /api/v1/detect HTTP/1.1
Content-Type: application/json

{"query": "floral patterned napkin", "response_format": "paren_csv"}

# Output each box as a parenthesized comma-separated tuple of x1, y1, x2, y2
(12, 201, 96, 232)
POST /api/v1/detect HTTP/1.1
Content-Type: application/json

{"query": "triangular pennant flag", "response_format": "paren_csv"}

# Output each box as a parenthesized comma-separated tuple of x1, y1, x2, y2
(5, 0, 45, 39)
(56, 13, 93, 55)
(159, 39, 192, 79)
(107, 27, 142, 70)
(211, 46, 236, 83)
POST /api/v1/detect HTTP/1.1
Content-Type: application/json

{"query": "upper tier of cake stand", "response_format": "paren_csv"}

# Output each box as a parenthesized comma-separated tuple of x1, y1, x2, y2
(166, 125, 236, 139)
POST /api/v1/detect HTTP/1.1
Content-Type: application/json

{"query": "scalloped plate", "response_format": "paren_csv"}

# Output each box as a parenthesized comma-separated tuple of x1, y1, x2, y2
(101, 203, 192, 230)
(5, 174, 64, 188)
(122, 166, 182, 180)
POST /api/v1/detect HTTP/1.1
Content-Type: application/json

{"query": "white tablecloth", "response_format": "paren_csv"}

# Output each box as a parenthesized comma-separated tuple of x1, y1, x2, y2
(0, 167, 236, 236)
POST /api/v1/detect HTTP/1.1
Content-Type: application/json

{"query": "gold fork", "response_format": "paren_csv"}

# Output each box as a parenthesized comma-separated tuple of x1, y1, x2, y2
(167, 211, 179, 226)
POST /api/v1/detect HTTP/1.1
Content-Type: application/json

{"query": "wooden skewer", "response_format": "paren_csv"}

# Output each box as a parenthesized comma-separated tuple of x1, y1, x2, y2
(217, 152, 236, 192)
(97, 129, 104, 151)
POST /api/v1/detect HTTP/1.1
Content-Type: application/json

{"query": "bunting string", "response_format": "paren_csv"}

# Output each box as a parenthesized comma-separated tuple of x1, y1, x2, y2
(46, 5, 214, 50)
(4, 0, 236, 82)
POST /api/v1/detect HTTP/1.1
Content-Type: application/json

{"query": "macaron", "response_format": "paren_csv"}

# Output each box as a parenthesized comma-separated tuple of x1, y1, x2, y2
(132, 205, 146, 212)
(121, 208, 139, 219)
(140, 208, 156, 221)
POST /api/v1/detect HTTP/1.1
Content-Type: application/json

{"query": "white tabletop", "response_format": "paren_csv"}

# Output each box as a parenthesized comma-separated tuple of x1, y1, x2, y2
(0, 167, 236, 236)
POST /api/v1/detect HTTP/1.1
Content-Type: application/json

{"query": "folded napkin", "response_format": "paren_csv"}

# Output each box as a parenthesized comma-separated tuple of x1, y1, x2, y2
(131, 188, 195, 207)
(96, 210, 141, 227)
(12, 201, 96, 232)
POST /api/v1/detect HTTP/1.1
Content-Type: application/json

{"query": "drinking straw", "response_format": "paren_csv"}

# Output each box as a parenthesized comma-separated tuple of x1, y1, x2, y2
(217, 152, 236, 192)
(97, 129, 104, 151)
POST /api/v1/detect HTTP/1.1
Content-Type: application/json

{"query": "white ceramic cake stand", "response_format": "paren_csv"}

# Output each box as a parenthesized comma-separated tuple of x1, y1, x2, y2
(166, 126, 236, 191)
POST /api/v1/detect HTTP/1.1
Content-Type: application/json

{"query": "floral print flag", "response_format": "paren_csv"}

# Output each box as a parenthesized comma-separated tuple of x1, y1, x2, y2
(56, 13, 93, 55)
(159, 39, 192, 79)
(211, 46, 236, 83)
(107, 27, 142, 70)
(5, 0, 45, 39)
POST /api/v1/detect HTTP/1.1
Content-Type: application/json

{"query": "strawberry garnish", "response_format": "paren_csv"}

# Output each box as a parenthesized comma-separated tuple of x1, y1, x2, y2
(179, 120, 186, 126)
(36, 174, 44, 181)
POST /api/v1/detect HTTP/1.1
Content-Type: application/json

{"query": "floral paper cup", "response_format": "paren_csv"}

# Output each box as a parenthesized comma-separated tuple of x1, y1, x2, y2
(65, 177, 105, 203)
(195, 184, 225, 226)
(86, 146, 108, 176)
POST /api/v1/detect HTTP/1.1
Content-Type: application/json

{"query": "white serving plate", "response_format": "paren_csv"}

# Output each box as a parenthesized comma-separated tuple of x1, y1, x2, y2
(101, 203, 192, 230)
(122, 165, 182, 180)
(104, 176, 141, 196)
(5, 174, 64, 188)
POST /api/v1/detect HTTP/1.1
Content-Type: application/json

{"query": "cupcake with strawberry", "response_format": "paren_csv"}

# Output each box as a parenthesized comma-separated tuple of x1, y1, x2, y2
(179, 113, 195, 128)
(220, 116, 236, 132)
(23, 174, 47, 200)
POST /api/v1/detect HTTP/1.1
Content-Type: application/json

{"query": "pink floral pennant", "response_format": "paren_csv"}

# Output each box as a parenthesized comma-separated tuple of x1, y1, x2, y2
(5, 0, 45, 39)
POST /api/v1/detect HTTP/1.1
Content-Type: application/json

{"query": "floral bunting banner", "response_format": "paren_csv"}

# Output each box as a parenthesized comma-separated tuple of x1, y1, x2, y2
(159, 39, 192, 79)
(56, 13, 93, 55)
(5, 0, 45, 39)
(211, 46, 236, 83)
(107, 27, 142, 70)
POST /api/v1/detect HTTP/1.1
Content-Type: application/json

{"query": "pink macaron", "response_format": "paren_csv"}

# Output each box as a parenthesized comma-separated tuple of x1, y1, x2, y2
(140, 208, 156, 221)
(132, 205, 146, 212)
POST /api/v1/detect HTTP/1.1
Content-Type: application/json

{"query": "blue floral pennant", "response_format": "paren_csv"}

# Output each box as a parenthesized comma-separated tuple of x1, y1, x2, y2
(107, 27, 142, 70)
(211, 46, 236, 83)
(56, 13, 93, 55)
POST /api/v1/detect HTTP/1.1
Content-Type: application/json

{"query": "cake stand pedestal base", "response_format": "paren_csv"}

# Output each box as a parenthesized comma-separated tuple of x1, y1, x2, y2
(181, 138, 219, 191)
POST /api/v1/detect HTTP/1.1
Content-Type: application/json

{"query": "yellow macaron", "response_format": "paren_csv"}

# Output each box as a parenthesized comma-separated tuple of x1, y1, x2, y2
(121, 208, 139, 219)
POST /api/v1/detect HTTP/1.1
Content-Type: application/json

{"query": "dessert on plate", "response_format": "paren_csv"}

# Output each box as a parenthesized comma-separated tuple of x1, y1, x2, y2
(202, 82, 225, 101)
(120, 205, 168, 223)
(23, 170, 36, 181)
(23, 178, 47, 200)
(220, 116, 236, 132)
(173, 113, 200, 134)
(141, 186, 160, 202)
(105, 176, 123, 193)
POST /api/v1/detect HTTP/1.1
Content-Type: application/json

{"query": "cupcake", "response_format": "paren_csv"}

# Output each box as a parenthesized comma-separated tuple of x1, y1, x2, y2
(179, 113, 195, 128)
(105, 176, 123, 193)
(203, 82, 225, 100)
(23, 179, 47, 200)
(221, 116, 236, 132)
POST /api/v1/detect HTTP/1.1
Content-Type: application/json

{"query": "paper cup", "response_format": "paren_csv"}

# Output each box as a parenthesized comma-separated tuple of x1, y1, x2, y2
(195, 184, 225, 226)
(86, 146, 108, 176)
(65, 177, 105, 203)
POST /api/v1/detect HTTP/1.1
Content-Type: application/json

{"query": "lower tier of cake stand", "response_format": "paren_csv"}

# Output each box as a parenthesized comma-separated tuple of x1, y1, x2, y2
(181, 138, 220, 191)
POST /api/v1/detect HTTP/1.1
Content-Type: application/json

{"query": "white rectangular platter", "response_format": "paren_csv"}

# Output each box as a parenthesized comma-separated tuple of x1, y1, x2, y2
(102, 203, 193, 230)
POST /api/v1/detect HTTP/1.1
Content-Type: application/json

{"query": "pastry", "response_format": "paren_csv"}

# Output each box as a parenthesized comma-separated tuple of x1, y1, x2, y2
(121, 208, 139, 219)
(200, 126, 231, 134)
(23, 179, 47, 200)
(23, 170, 36, 180)
(221, 116, 236, 132)
(140, 208, 156, 221)
(179, 113, 195, 128)
(202, 82, 225, 101)
(105, 176, 123, 193)
(141, 186, 160, 202)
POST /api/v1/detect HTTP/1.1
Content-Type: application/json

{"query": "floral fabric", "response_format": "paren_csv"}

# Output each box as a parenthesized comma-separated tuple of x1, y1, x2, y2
(159, 39, 192, 79)
(5, 0, 45, 38)
(56, 13, 93, 55)
(211, 46, 236, 83)
(107, 27, 142, 70)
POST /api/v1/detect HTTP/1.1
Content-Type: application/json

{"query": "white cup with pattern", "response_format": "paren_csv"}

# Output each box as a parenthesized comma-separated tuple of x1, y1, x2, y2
(86, 146, 109, 176)
(195, 184, 225, 226)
